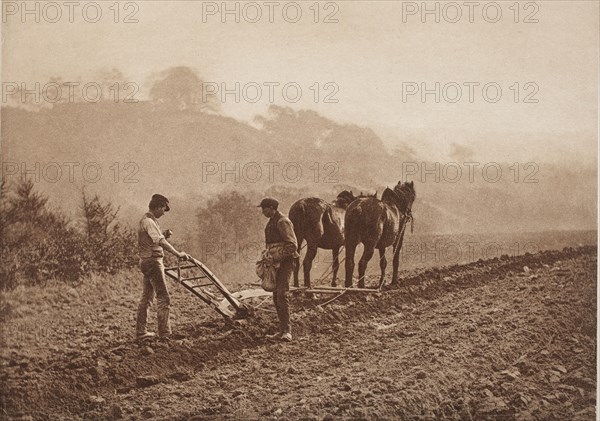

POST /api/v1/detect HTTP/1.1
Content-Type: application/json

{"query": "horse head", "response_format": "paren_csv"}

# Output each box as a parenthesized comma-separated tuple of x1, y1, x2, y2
(393, 181, 416, 214)
(381, 181, 416, 214)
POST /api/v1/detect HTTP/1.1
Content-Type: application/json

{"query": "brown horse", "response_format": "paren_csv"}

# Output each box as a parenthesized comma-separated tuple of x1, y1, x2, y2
(344, 181, 416, 288)
(289, 191, 376, 288)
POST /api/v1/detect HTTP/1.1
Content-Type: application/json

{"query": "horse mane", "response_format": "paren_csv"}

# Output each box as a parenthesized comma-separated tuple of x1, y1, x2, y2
(335, 189, 379, 209)
(380, 182, 416, 212)
(381, 187, 399, 204)
(334, 190, 356, 209)
(359, 191, 378, 199)
(336, 190, 355, 202)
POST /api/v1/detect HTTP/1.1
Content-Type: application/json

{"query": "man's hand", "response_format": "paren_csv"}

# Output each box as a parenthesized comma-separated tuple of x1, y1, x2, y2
(163, 229, 173, 239)
(178, 251, 191, 261)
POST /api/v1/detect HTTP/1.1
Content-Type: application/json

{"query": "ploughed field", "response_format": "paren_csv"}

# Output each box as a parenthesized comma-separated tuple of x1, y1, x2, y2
(0, 245, 596, 421)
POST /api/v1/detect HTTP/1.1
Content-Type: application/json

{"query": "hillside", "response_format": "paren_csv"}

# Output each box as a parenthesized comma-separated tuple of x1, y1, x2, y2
(1, 103, 596, 234)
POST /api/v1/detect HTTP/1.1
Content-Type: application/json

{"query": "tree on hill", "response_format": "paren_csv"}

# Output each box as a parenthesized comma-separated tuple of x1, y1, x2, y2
(254, 105, 331, 145)
(254, 105, 388, 156)
(149, 66, 220, 113)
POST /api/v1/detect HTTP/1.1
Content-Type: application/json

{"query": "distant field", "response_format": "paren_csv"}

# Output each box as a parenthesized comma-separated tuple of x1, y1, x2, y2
(394, 229, 598, 270)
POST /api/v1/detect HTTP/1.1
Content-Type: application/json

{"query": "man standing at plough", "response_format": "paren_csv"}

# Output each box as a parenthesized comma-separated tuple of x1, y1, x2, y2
(258, 198, 298, 342)
(136, 194, 190, 340)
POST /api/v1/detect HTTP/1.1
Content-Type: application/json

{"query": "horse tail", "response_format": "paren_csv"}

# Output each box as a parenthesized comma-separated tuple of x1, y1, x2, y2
(289, 201, 305, 253)
(344, 202, 362, 246)
(323, 203, 335, 227)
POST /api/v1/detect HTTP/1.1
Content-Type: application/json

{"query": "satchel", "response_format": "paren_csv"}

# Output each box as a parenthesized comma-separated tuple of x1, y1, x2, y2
(256, 250, 279, 292)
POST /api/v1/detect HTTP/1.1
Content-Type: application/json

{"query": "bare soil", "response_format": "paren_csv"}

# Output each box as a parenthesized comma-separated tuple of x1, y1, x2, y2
(1, 246, 596, 421)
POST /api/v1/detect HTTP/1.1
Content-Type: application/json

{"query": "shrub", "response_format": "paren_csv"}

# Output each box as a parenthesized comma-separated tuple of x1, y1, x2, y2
(0, 179, 136, 289)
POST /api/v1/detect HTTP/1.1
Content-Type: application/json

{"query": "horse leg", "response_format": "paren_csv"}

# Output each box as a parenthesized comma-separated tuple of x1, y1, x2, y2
(344, 243, 357, 288)
(303, 243, 318, 289)
(358, 244, 375, 289)
(331, 246, 340, 287)
(293, 237, 303, 288)
(377, 247, 387, 289)
(392, 229, 407, 285)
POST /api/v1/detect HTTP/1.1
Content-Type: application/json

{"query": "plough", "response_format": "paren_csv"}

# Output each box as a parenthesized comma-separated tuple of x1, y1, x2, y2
(164, 255, 381, 320)
(164, 256, 252, 319)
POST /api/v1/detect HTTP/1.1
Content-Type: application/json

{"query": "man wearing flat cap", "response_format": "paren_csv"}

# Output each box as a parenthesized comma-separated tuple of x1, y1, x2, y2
(136, 194, 191, 339)
(258, 197, 299, 342)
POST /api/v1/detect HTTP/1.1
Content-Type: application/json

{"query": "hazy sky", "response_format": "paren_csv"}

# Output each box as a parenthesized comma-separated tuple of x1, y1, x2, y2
(3, 0, 598, 164)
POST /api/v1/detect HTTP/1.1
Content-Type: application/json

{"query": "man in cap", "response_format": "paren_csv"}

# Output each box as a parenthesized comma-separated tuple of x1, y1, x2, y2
(258, 197, 299, 342)
(136, 194, 191, 340)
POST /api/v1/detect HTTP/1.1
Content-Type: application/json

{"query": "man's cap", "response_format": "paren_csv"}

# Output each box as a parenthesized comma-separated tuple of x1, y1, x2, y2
(257, 198, 279, 209)
(150, 194, 170, 211)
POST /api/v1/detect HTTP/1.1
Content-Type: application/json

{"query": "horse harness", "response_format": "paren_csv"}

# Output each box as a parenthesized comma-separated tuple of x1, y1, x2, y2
(392, 208, 413, 254)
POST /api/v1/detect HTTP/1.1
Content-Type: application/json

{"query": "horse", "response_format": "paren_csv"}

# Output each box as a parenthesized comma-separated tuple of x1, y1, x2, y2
(289, 190, 375, 289)
(344, 181, 416, 289)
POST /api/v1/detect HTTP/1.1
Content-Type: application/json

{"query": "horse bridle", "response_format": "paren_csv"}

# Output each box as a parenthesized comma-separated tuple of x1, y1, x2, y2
(391, 186, 415, 233)
(405, 207, 414, 234)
